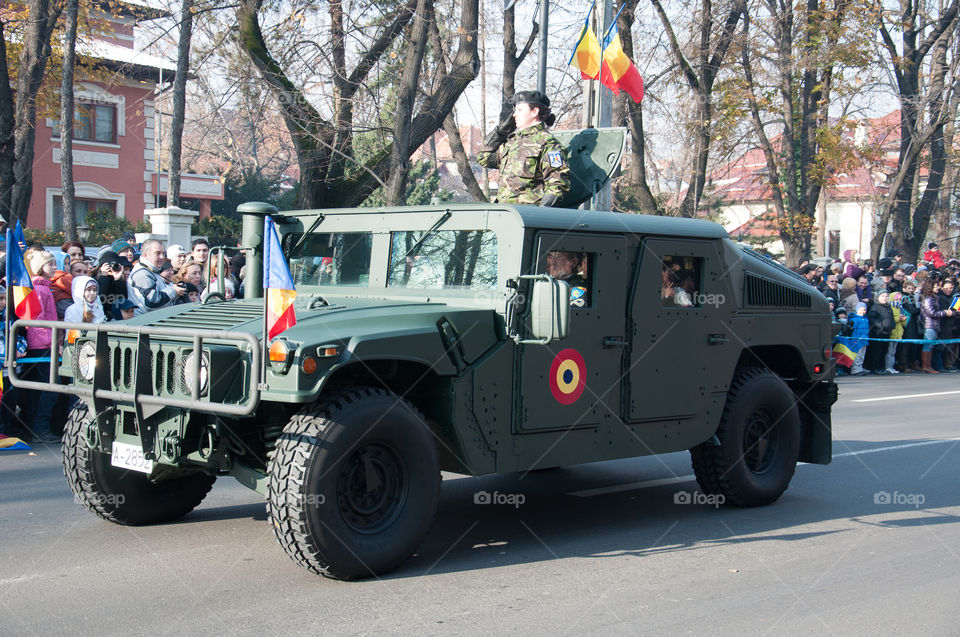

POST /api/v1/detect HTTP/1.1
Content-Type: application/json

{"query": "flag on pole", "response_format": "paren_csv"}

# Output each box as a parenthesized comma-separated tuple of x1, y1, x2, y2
(6, 228, 42, 320)
(568, 0, 601, 80)
(263, 215, 297, 340)
(600, 22, 645, 103)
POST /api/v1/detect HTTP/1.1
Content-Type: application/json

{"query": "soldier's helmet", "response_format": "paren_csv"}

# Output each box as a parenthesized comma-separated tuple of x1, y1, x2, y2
(510, 90, 550, 108)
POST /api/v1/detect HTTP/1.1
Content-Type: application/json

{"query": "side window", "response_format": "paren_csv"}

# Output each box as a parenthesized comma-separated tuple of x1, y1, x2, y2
(660, 256, 704, 308)
(545, 251, 593, 308)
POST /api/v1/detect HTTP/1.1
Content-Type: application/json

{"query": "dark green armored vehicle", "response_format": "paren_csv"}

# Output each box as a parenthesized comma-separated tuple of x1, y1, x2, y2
(10, 202, 837, 580)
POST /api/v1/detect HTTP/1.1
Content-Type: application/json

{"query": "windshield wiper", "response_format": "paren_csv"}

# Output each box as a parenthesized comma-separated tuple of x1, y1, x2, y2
(289, 213, 326, 257)
(405, 209, 452, 258)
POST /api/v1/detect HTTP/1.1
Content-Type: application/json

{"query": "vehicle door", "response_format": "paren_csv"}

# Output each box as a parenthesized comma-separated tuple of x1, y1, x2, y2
(627, 237, 734, 422)
(516, 232, 627, 432)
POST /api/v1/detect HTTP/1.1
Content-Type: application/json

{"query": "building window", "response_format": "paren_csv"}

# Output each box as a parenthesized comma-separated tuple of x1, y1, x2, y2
(53, 102, 117, 144)
(52, 197, 116, 231)
(828, 231, 840, 259)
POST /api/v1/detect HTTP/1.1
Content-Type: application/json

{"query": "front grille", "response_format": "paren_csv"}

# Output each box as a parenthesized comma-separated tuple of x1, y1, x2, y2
(744, 273, 812, 308)
(153, 302, 264, 330)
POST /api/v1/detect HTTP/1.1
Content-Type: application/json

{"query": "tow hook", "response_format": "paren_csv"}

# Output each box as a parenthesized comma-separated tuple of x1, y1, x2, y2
(161, 432, 182, 462)
(84, 420, 100, 450)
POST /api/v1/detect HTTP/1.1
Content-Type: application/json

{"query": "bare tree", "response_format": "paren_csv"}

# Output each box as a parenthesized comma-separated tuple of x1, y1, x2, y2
(651, 0, 746, 217)
(871, 0, 960, 262)
(0, 0, 64, 225)
(386, 0, 433, 205)
(168, 0, 194, 207)
(59, 0, 79, 240)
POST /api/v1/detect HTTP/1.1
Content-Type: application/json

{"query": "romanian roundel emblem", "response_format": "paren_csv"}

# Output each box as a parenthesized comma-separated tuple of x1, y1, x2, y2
(549, 348, 586, 405)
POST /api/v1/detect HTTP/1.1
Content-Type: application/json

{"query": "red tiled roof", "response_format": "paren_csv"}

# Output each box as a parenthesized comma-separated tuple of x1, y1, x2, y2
(728, 209, 779, 238)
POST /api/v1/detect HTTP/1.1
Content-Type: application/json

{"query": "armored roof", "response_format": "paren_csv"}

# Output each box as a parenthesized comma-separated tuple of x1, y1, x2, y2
(281, 204, 729, 240)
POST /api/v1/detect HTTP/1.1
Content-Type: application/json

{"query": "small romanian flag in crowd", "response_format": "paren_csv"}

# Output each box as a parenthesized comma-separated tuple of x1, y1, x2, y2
(831, 336, 861, 368)
(600, 21, 644, 103)
(568, 0, 601, 80)
(263, 215, 297, 340)
(6, 226, 42, 320)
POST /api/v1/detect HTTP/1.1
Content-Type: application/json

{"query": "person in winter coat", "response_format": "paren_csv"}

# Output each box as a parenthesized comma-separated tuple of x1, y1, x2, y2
(64, 276, 106, 324)
(896, 278, 922, 372)
(93, 251, 131, 319)
(841, 277, 860, 312)
(936, 276, 959, 370)
(20, 251, 60, 444)
(849, 302, 870, 375)
(855, 274, 874, 305)
(865, 290, 895, 373)
(886, 292, 907, 374)
(923, 242, 946, 269)
(919, 278, 953, 373)
(843, 249, 864, 281)
(49, 268, 74, 319)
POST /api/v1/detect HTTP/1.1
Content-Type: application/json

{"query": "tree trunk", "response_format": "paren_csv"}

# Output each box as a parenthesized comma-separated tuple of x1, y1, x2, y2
(168, 0, 194, 208)
(6, 0, 64, 226)
(386, 0, 432, 205)
(60, 0, 79, 241)
(443, 113, 487, 202)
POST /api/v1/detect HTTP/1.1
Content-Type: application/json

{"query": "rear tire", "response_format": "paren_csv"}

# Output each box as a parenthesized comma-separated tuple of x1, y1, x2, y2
(691, 368, 800, 507)
(267, 388, 440, 580)
(62, 402, 216, 525)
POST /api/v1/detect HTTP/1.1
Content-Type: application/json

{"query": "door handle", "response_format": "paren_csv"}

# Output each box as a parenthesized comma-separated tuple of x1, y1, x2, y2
(603, 336, 628, 348)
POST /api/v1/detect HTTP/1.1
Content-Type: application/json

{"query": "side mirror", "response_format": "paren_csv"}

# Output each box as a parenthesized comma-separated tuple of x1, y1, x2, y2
(514, 276, 570, 344)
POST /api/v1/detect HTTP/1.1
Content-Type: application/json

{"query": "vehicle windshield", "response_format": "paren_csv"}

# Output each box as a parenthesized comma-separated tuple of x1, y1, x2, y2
(283, 232, 373, 286)
(388, 230, 498, 290)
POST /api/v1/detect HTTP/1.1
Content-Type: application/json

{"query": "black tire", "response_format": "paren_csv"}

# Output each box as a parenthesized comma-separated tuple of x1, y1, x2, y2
(62, 401, 216, 525)
(267, 388, 440, 580)
(691, 368, 800, 507)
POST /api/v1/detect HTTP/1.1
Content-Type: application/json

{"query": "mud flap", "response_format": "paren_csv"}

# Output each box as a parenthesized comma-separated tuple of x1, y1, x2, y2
(796, 380, 837, 465)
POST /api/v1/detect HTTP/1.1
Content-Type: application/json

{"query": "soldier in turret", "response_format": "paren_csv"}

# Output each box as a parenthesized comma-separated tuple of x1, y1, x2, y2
(477, 90, 570, 207)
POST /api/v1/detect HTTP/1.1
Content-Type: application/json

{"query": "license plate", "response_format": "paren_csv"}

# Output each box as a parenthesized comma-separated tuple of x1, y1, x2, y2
(111, 441, 154, 474)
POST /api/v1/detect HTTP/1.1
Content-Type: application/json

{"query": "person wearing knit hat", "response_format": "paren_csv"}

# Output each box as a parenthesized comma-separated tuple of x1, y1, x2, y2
(167, 244, 188, 270)
(923, 242, 946, 268)
(849, 301, 870, 375)
(21, 250, 60, 444)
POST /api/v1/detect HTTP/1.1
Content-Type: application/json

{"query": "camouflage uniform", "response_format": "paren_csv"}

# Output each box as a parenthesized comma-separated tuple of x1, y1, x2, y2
(477, 123, 570, 205)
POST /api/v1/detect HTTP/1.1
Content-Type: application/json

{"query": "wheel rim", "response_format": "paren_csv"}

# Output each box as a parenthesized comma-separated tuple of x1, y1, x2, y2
(336, 442, 406, 534)
(742, 410, 779, 474)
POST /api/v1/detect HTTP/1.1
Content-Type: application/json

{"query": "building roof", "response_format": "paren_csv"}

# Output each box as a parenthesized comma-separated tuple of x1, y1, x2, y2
(78, 39, 175, 82)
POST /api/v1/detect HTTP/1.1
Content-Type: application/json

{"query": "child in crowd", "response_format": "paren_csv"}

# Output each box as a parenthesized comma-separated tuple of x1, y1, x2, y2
(886, 292, 907, 374)
(849, 302, 870, 375)
(865, 290, 895, 373)
(64, 276, 106, 324)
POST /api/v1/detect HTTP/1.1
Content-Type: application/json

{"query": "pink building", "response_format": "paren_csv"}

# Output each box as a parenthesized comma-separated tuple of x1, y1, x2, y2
(27, 0, 223, 232)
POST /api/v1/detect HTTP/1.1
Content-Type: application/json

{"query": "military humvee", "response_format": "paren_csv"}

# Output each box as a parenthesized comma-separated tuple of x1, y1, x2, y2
(10, 198, 837, 580)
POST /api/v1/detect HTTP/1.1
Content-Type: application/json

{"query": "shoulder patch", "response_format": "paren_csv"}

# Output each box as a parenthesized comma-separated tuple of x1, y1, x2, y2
(547, 150, 564, 168)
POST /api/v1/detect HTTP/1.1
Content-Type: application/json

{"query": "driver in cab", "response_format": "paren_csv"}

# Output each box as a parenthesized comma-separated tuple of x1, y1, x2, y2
(547, 251, 589, 307)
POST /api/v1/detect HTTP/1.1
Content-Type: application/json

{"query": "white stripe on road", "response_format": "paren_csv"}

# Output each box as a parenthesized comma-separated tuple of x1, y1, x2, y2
(568, 437, 960, 498)
(851, 390, 960, 403)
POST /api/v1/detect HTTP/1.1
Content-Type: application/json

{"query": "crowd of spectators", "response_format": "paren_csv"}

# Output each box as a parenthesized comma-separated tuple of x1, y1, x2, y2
(0, 232, 246, 444)
(797, 243, 960, 376)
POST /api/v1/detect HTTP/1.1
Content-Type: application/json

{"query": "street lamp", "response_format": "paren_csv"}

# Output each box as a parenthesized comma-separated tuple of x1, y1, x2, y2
(76, 224, 91, 243)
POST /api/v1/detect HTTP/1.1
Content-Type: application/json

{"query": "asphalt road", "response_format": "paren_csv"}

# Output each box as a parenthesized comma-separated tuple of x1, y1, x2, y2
(2, 374, 959, 636)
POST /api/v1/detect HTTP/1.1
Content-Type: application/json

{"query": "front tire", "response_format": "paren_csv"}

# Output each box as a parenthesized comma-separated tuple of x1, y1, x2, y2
(62, 402, 216, 525)
(691, 368, 800, 507)
(267, 388, 440, 580)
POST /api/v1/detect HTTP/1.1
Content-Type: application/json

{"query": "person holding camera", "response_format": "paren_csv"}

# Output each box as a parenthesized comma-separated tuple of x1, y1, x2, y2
(93, 251, 132, 320)
(477, 90, 570, 207)
(128, 239, 186, 316)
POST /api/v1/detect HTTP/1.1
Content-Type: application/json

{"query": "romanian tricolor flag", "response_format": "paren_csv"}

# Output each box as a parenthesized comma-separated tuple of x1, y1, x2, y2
(831, 336, 861, 368)
(600, 21, 644, 104)
(6, 228, 42, 320)
(263, 215, 297, 340)
(568, 1, 601, 80)
(0, 434, 31, 451)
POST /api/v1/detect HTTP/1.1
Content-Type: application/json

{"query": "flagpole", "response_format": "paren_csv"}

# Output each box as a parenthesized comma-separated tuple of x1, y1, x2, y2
(4, 229, 11, 375)
(260, 216, 271, 392)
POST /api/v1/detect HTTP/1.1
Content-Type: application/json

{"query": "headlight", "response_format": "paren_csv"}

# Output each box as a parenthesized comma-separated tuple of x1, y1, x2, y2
(269, 338, 294, 374)
(181, 350, 210, 396)
(75, 341, 96, 382)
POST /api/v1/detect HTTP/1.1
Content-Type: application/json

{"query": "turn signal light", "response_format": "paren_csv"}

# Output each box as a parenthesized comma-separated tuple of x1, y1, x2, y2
(67, 329, 81, 345)
(301, 356, 318, 375)
(318, 345, 341, 358)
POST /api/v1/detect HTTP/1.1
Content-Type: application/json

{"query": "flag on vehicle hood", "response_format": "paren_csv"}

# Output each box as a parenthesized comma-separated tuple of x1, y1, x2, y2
(600, 21, 644, 103)
(568, 0, 601, 80)
(263, 215, 297, 340)
(6, 226, 42, 320)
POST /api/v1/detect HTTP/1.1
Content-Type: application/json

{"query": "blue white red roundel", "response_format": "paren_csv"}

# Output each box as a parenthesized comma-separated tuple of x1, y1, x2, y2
(550, 348, 586, 404)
